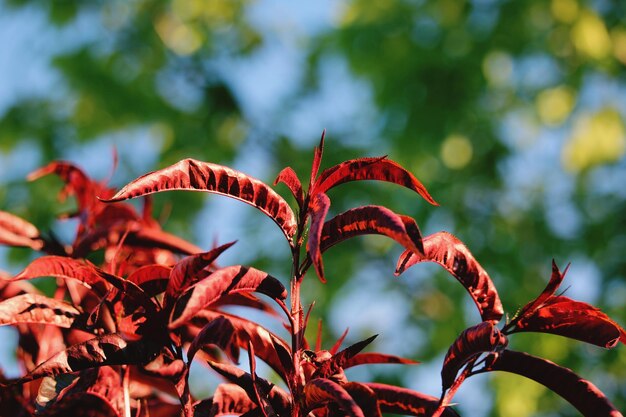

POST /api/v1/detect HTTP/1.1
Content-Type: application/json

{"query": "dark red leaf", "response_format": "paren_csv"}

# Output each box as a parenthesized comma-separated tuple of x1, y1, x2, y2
(488, 350, 623, 417)
(313, 157, 438, 206)
(309, 130, 326, 188)
(0, 293, 81, 328)
(10, 256, 106, 292)
(126, 264, 171, 297)
(343, 382, 382, 417)
(514, 296, 626, 348)
(441, 322, 507, 391)
(512, 259, 569, 325)
(306, 193, 331, 283)
(194, 383, 256, 417)
(166, 241, 236, 300)
(274, 167, 304, 208)
(365, 383, 459, 417)
(187, 316, 239, 365)
(0, 210, 44, 250)
(206, 360, 291, 415)
(189, 310, 291, 381)
(395, 231, 503, 323)
(124, 226, 202, 255)
(14, 334, 157, 384)
(303, 378, 365, 417)
(101, 158, 298, 243)
(319, 206, 423, 255)
(169, 266, 287, 329)
(38, 391, 121, 417)
(343, 353, 419, 369)
(333, 335, 378, 367)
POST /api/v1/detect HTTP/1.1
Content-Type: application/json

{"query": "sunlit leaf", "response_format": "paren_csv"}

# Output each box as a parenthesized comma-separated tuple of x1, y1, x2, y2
(441, 322, 507, 391)
(488, 350, 623, 417)
(274, 167, 304, 208)
(187, 316, 239, 365)
(306, 192, 331, 283)
(0, 210, 44, 250)
(343, 353, 419, 369)
(365, 383, 459, 417)
(513, 296, 626, 348)
(194, 383, 256, 417)
(169, 266, 287, 328)
(396, 231, 503, 322)
(313, 156, 437, 206)
(102, 158, 298, 243)
(13, 333, 157, 384)
(303, 378, 365, 417)
(0, 293, 81, 328)
(166, 241, 236, 301)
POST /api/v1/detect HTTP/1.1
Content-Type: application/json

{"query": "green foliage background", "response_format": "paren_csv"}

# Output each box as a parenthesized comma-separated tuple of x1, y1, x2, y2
(1, 0, 626, 415)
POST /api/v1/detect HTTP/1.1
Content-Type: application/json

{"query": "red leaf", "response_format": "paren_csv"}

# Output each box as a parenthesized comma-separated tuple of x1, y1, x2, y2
(319, 206, 424, 255)
(166, 241, 236, 300)
(441, 322, 507, 391)
(101, 158, 298, 243)
(309, 130, 326, 188)
(206, 360, 291, 415)
(513, 259, 569, 324)
(0, 293, 81, 328)
(306, 193, 331, 283)
(189, 310, 292, 382)
(187, 316, 239, 365)
(274, 167, 304, 208)
(514, 296, 626, 348)
(342, 382, 382, 417)
(28, 161, 100, 211)
(313, 157, 438, 206)
(0, 210, 44, 250)
(126, 264, 172, 295)
(10, 256, 106, 291)
(14, 334, 157, 384)
(194, 383, 256, 417)
(38, 391, 121, 417)
(169, 266, 287, 329)
(395, 231, 503, 323)
(343, 353, 419, 369)
(365, 383, 459, 417)
(488, 350, 623, 417)
(303, 378, 365, 417)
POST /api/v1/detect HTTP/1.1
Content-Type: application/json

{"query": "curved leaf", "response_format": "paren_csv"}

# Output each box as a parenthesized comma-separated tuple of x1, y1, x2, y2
(167, 241, 236, 300)
(10, 256, 106, 291)
(441, 322, 507, 391)
(0, 210, 44, 250)
(343, 353, 419, 369)
(516, 259, 569, 321)
(274, 167, 304, 208)
(488, 350, 623, 417)
(343, 382, 382, 417)
(101, 158, 298, 242)
(38, 391, 121, 417)
(306, 193, 331, 283)
(194, 384, 256, 417)
(313, 157, 438, 206)
(365, 383, 459, 417)
(187, 316, 239, 365)
(319, 206, 424, 255)
(0, 293, 81, 328)
(127, 264, 172, 287)
(206, 361, 291, 415)
(14, 334, 157, 384)
(309, 129, 326, 188)
(189, 310, 291, 381)
(169, 266, 287, 329)
(513, 296, 626, 348)
(395, 231, 503, 323)
(303, 378, 365, 417)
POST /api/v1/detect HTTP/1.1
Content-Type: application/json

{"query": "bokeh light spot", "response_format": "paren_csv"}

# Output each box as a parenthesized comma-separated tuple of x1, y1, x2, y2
(535, 86, 575, 126)
(441, 134, 473, 169)
(562, 108, 626, 172)
(551, 0, 579, 24)
(483, 50, 513, 87)
(570, 10, 611, 60)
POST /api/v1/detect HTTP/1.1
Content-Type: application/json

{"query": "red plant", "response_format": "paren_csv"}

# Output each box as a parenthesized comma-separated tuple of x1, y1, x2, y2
(0, 133, 624, 417)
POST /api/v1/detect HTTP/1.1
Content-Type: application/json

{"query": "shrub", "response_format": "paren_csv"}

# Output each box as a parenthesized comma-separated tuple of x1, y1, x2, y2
(0, 134, 624, 417)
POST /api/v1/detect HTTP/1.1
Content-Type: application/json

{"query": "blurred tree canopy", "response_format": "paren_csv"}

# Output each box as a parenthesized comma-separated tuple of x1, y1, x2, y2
(1, 0, 625, 415)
